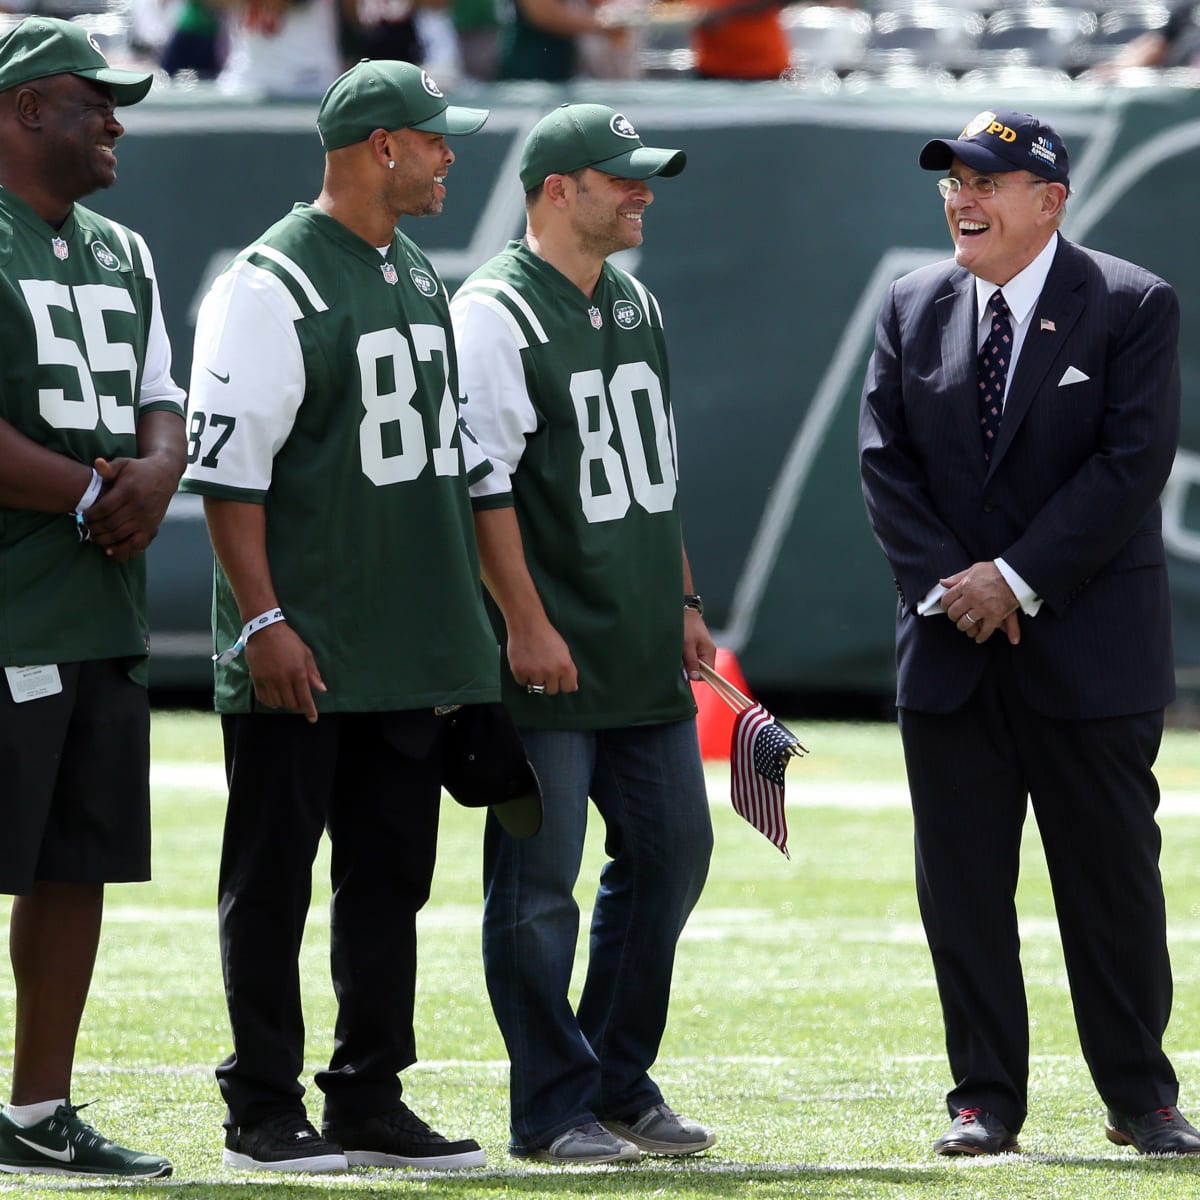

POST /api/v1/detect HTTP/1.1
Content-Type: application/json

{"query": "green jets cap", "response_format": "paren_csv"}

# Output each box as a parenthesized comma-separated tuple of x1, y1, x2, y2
(0, 15, 153, 105)
(317, 59, 488, 151)
(519, 103, 686, 192)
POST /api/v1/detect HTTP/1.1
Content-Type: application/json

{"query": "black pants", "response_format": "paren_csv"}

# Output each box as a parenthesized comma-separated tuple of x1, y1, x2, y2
(215, 710, 445, 1128)
(900, 665, 1177, 1132)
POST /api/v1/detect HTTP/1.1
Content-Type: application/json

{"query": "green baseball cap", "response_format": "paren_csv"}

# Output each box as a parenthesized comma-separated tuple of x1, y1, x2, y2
(519, 103, 686, 193)
(0, 16, 153, 105)
(317, 59, 488, 151)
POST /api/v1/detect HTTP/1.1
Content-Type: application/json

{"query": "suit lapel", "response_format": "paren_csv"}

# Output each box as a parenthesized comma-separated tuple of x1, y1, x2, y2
(987, 239, 1086, 475)
(936, 272, 984, 472)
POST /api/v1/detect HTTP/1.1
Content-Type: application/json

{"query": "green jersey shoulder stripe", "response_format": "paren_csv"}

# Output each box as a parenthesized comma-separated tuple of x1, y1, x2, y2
(454, 279, 550, 348)
(227, 258, 306, 323)
(234, 243, 330, 319)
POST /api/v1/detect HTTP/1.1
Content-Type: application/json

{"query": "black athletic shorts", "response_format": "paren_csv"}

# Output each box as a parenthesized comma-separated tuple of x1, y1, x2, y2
(0, 658, 151, 895)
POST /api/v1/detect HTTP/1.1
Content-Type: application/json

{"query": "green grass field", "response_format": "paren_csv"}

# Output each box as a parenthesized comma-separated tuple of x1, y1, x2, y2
(4, 712, 1200, 1197)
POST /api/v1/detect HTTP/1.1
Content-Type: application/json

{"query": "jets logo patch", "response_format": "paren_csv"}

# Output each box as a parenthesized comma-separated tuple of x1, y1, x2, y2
(410, 267, 438, 296)
(613, 299, 642, 329)
(421, 71, 444, 98)
(610, 114, 638, 140)
(91, 240, 121, 271)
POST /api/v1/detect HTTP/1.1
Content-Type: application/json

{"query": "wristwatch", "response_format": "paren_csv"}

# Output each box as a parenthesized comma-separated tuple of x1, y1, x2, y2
(683, 593, 705, 617)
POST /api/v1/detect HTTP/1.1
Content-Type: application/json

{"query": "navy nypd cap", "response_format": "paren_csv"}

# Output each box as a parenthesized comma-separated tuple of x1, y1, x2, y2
(919, 109, 1069, 187)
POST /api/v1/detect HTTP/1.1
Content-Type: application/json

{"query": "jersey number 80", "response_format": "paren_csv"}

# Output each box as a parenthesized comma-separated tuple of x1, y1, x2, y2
(570, 361, 676, 524)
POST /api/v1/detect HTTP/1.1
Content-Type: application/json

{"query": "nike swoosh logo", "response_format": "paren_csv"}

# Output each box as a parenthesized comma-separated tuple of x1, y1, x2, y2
(206, 368, 230, 384)
(15, 1135, 74, 1163)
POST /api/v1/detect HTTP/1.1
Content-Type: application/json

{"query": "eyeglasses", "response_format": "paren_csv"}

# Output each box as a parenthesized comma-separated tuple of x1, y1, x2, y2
(937, 176, 1049, 199)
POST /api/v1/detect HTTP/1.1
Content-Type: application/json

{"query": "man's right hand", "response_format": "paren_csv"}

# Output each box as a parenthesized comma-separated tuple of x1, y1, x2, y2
(244, 622, 327, 722)
(507, 622, 579, 696)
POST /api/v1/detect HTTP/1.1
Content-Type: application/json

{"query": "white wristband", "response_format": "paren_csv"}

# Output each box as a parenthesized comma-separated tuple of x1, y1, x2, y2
(74, 468, 103, 514)
(212, 608, 286, 665)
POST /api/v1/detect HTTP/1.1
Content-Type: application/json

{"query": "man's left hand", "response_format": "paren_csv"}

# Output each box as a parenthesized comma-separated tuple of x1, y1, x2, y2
(939, 561, 1021, 645)
(683, 607, 717, 680)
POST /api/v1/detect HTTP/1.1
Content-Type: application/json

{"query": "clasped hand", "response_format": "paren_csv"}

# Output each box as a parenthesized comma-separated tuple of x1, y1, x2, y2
(939, 561, 1021, 645)
(83, 455, 177, 562)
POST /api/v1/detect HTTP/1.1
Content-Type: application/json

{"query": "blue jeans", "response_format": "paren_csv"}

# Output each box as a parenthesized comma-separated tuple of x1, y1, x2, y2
(482, 719, 713, 1152)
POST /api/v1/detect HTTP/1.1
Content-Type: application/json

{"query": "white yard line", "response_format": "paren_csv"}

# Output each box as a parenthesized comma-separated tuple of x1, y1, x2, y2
(150, 762, 1200, 815)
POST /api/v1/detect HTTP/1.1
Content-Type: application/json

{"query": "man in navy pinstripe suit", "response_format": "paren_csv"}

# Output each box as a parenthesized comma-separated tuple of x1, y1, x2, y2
(859, 109, 1199, 1157)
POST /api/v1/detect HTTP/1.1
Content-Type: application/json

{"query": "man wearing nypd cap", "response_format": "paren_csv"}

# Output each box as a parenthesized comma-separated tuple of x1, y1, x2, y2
(181, 60, 521, 1172)
(860, 108, 1196, 1156)
(0, 15, 185, 1180)
(452, 103, 717, 1164)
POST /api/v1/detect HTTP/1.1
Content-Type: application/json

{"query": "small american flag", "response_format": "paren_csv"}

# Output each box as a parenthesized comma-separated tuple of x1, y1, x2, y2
(1040, 318, 1056, 332)
(730, 703, 803, 858)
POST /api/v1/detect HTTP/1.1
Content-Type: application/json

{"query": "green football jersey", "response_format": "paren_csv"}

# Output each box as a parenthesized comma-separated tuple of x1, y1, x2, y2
(0, 188, 185, 680)
(180, 203, 500, 714)
(452, 240, 696, 731)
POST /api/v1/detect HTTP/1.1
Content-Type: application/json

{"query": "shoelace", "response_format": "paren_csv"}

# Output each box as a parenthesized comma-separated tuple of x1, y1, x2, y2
(49, 1102, 107, 1149)
(957, 1107, 982, 1126)
(262, 1112, 321, 1141)
(1154, 1107, 1178, 1123)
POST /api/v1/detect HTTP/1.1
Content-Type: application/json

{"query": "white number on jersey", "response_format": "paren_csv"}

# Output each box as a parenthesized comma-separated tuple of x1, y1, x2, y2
(571, 361, 676, 524)
(358, 324, 461, 486)
(21, 279, 138, 434)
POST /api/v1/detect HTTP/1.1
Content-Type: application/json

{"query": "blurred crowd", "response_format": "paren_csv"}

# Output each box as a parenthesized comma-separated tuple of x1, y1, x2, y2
(0, 0, 1194, 96)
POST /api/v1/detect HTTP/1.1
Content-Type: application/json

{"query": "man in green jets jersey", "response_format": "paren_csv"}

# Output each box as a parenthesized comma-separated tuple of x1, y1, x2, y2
(451, 103, 717, 1165)
(180, 60, 514, 1173)
(0, 16, 185, 1181)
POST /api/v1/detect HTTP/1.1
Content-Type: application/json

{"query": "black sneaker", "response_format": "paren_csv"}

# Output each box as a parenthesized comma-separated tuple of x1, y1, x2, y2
(0, 1102, 171, 1178)
(323, 1101, 485, 1169)
(223, 1112, 348, 1172)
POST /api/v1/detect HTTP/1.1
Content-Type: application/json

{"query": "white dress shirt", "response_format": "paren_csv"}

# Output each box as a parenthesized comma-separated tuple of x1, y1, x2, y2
(918, 233, 1060, 619)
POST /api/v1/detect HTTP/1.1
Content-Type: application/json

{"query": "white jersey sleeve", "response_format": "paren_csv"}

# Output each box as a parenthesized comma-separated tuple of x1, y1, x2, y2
(451, 293, 536, 502)
(183, 259, 306, 497)
(132, 233, 186, 416)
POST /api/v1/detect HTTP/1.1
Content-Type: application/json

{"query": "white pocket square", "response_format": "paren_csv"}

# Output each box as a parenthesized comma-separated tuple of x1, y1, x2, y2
(1058, 366, 1090, 387)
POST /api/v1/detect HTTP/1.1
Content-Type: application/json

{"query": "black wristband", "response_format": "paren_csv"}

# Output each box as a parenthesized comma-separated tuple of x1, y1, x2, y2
(683, 593, 704, 617)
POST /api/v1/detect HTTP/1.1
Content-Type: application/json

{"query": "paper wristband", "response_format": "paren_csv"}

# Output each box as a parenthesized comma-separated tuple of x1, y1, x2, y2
(213, 608, 286, 665)
(71, 468, 104, 543)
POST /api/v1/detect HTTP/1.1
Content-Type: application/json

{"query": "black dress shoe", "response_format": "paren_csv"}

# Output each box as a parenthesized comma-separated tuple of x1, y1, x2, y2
(933, 1107, 1020, 1156)
(1106, 1106, 1200, 1155)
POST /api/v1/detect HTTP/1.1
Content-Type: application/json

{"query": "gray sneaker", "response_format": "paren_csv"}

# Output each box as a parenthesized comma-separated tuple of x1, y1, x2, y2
(518, 1122, 641, 1164)
(604, 1104, 716, 1156)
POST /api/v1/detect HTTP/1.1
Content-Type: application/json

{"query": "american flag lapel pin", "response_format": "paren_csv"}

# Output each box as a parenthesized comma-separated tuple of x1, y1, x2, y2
(1040, 318, 1056, 332)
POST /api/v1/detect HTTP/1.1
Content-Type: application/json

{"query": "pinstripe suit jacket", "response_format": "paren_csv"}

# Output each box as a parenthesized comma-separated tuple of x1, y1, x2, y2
(859, 236, 1180, 718)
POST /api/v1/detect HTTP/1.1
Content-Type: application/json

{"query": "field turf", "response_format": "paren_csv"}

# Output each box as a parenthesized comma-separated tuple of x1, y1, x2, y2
(2, 712, 1200, 1197)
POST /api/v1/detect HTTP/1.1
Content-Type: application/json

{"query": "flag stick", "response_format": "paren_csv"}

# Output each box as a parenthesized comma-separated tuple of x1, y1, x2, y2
(697, 660, 753, 713)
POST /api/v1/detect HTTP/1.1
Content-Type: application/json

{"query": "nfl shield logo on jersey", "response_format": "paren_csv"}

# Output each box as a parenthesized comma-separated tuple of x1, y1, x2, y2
(51, 237, 68, 261)
(588, 306, 603, 329)
(381, 262, 399, 285)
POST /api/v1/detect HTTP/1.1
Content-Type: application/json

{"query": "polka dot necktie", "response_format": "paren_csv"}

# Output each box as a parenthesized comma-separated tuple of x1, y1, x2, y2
(977, 289, 1012, 462)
